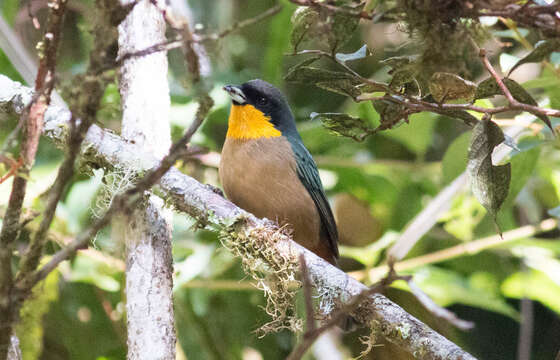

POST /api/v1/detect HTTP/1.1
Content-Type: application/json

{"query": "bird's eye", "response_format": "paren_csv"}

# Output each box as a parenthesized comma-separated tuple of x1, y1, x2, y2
(257, 96, 268, 106)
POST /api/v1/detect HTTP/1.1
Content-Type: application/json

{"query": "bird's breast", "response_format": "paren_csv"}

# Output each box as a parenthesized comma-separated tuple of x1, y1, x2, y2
(219, 136, 321, 249)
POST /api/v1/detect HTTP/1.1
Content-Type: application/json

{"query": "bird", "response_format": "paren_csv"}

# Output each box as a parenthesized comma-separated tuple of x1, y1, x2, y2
(219, 79, 339, 265)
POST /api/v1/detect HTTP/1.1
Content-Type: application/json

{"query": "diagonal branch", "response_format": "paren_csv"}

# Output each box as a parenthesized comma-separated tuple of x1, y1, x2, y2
(0, 74, 477, 360)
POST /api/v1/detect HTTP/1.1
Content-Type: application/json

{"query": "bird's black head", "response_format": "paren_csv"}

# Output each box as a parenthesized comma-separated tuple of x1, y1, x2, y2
(223, 79, 297, 133)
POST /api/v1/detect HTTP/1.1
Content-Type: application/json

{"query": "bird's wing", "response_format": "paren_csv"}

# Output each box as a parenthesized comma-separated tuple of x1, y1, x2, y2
(291, 140, 339, 258)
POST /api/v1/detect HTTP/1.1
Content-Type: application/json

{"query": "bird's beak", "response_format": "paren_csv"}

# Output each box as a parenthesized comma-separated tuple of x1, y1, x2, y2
(223, 85, 247, 105)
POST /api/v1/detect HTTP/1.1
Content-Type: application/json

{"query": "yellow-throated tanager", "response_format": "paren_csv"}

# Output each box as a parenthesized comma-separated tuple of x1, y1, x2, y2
(220, 79, 339, 264)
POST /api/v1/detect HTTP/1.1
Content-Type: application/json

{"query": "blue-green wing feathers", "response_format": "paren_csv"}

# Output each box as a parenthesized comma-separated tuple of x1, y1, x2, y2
(289, 139, 339, 259)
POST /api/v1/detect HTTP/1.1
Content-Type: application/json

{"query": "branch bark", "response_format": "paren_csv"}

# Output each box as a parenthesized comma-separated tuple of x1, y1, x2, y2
(0, 0, 66, 356)
(116, 1, 176, 359)
(0, 74, 477, 360)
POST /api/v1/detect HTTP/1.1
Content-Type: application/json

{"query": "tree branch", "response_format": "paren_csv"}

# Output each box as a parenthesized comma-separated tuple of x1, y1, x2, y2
(287, 270, 409, 360)
(116, 1, 177, 358)
(0, 0, 66, 357)
(353, 218, 559, 281)
(0, 75, 477, 360)
(111, 4, 282, 72)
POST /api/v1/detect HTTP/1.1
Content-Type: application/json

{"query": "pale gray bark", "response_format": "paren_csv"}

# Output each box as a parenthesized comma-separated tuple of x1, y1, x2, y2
(7, 336, 21, 360)
(116, 1, 175, 359)
(0, 74, 477, 360)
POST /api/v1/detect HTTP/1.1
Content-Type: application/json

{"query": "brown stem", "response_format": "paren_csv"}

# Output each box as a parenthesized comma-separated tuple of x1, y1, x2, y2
(28, 95, 213, 287)
(0, 0, 67, 357)
(479, 48, 516, 104)
(299, 254, 316, 334)
(15, 0, 129, 298)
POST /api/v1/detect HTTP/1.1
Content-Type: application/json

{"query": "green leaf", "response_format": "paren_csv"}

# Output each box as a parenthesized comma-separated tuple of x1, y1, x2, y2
(474, 77, 501, 100)
(381, 55, 418, 89)
(326, 2, 364, 51)
(290, 2, 363, 52)
(285, 66, 364, 99)
(290, 6, 320, 51)
(493, 28, 529, 39)
(398, 267, 519, 319)
(499, 53, 520, 74)
(429, 72, 477, 103)
(284, 65, 356, 83)
(356, 82, 388, 93)
(16, 270, 59, 360)
(438, 109, 479, 127)
(508, 39, 560, 76)
(502, 269, 560, 315)
(549, 205, 560, 218)
(467, 120, 511, 226)
(310, 112, 373, 141)
(372, 98, 409, 129)
(390, 69, 416, 89)
(442, 131, 471, 185)
(382, 111, 438, 155)
(68, 255, 121, 292)
(503, 146, 540, 209)
(380, 55, 416, 69)
(263, 5, 293, 85)
(335, 45, 372, 63)
(316, 80, 362, 99)
(475, 77, 553, 131)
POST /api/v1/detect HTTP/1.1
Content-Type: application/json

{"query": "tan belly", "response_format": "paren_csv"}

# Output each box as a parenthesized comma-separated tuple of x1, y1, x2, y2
(219, 137, 321, 250)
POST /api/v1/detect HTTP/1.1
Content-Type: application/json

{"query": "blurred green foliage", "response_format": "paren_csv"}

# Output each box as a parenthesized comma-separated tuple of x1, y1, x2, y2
(1, 0, 560, 359)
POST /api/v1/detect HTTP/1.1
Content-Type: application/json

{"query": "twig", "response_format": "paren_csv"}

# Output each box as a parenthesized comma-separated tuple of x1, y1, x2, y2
(113, 4, 282, 71)
(387, 174, 468, 262)
(0, 0, 67, 357)
(14, 114, 85, 288)
(27, 95, 214, 287)
(181, 280, 257, 290)
(352, 218, 558, 281)
(287, 269, 408, 360)
(299, 254, 316, 333)
(288, 49, 389, 92)
(291, 44, 560, 138)
(407, 280, 474, 330)
(288, 0, 374, 20)
(517, 295, 533, 360)
(467, 3, 560, 37)
(200, 4, 283, 41)
(150, 0, 202, 82)
(0, 118, 23, 155)
(357, 92, 560, 118)
(15, 0, 129, 295)
(477, 46, 560, 122)
(0, 157, 23, 184)
(479, 48, 516, 104)
(500, 18, 560, 79)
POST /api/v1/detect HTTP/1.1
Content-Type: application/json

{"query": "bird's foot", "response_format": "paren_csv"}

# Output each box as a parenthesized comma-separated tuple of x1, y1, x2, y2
(204, 184, 224, 197)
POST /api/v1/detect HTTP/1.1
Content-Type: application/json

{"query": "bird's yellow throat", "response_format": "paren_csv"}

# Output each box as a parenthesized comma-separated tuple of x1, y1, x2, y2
(226, 104, 281, 140)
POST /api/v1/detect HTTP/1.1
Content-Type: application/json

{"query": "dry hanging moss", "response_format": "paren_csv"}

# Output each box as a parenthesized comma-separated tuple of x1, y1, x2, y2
(217, 217, 303, 335)
(92, 165, 139, 219)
